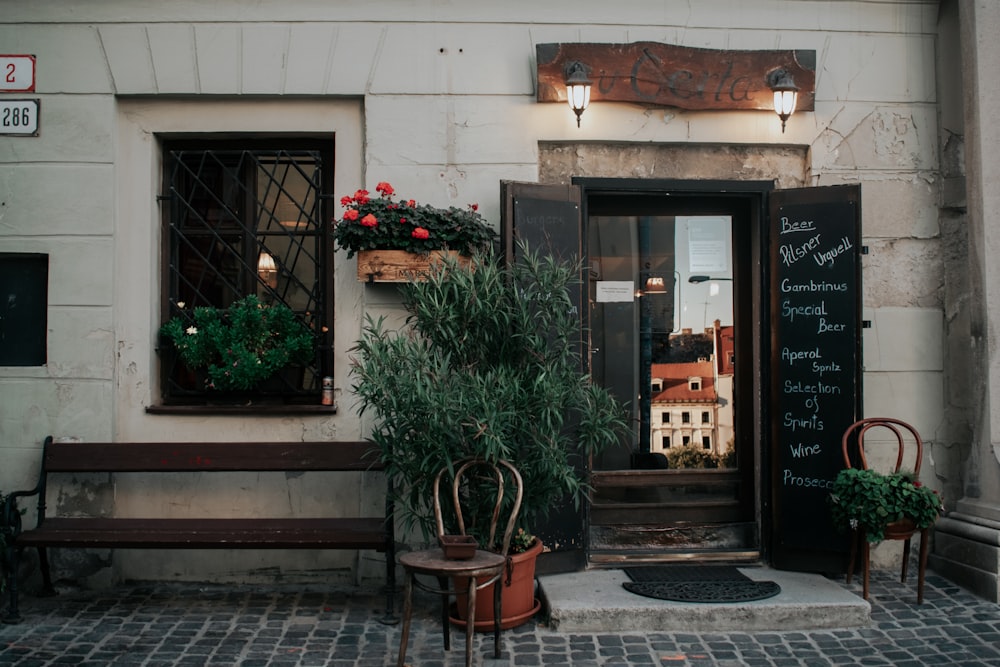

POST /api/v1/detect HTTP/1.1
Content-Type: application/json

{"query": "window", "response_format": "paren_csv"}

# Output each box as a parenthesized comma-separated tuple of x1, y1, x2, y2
(689, 377, 701, 391)
(662, 436, 671, 448)
(0, 253, 47, 366)
(681, 411, 690, 424)
(661, 412, 670, 423)
(159, 138, 334, 404)
(702, 411, 710, 424)
(702, 436, 711, 449)
(682, 435, 691, 446)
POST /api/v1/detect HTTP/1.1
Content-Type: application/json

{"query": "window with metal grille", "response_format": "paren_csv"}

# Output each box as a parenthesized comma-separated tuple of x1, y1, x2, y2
(158, 138, 334, 405)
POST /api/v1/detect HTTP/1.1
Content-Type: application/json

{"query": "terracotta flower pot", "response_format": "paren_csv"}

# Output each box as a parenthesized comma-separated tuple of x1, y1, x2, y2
(451, 537, 543, 630)
(884, 517, 919, 539)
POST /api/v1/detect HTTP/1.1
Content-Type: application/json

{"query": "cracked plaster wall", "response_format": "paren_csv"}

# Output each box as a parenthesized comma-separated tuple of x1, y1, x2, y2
(0, 0, 959, 583)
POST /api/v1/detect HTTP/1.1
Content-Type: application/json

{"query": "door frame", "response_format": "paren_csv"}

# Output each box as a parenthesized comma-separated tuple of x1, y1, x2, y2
(573, 177, 775, 563)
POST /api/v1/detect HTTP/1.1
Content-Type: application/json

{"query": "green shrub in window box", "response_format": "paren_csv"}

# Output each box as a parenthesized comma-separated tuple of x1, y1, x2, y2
(159, 295, 314, 392)
(828, 468, 943, 543)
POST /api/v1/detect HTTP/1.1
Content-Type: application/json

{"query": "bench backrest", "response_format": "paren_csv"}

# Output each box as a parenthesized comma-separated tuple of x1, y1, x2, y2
(40, 438, 383, 473)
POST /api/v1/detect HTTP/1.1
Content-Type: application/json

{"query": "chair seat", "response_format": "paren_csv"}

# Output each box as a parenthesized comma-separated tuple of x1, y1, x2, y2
(400, 548, 506, 578)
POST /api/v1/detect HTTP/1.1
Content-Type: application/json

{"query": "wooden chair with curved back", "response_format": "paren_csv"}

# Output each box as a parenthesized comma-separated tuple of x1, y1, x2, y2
(396, 458, 523, 667)
(841, 417, 930, 603)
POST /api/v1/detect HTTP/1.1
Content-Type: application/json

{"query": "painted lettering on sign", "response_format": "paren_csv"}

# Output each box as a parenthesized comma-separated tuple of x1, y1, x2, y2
(772, 194, 859, 553)
(536, 42, 816, 112)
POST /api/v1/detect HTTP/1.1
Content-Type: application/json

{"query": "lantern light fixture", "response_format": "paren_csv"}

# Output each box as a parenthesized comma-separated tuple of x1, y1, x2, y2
(565, 61, 592, 128)
(767, 68, 799, 133)
(644, 276, 667, 294)
(257, 251, 278, 289)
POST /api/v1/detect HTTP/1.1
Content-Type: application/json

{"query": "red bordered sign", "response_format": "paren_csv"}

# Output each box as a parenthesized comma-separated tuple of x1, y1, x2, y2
(0, 55, 36, 93)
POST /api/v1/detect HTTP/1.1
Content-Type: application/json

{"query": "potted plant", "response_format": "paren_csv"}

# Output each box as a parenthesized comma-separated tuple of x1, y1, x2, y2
(332, 181, 496, 281)
(828, 468, 943, 543)
(350, 245, 628, 628)
(159, 295, 314, 392)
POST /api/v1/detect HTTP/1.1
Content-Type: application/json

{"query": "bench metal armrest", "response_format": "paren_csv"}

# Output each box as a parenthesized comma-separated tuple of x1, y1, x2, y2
(2, 490, 32, 541)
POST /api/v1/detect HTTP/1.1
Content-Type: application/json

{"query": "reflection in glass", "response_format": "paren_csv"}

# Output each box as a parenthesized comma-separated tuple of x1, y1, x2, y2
(589, 215, 735, 471)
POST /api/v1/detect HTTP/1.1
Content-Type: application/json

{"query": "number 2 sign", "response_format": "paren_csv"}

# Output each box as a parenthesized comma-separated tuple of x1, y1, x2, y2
(0, 55, 36, 92)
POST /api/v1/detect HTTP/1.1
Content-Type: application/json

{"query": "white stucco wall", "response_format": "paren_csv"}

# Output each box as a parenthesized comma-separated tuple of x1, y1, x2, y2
(0, 0, 949, 583)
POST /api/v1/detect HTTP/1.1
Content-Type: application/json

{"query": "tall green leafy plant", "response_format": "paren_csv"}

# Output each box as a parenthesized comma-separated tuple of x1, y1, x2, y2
(350, 246, 628, 549)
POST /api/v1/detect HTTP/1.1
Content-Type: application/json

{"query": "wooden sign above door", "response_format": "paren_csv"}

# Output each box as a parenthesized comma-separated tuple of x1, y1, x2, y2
(536, 43, 815, 112)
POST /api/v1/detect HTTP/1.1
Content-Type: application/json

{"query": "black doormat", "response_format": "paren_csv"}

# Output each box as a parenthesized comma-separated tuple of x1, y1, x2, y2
(622, 566, 781, 603)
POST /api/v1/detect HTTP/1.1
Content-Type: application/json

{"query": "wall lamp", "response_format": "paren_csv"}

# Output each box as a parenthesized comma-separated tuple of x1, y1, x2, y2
(644, 275, 667, 294)
(565, 61, 592, 127)
(767, 68, 799, 133)
(257, 251, 278, 289)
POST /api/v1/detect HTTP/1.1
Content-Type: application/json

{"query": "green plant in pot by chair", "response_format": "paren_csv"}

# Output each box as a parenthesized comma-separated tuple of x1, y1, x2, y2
(832, 416, 942, 604)
(350, 244, 628, 628)
(159, 294, 314, 392)
(828, 468, 942, 543)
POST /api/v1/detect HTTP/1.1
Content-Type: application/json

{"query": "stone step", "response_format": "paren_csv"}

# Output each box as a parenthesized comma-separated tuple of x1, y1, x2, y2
(537, 566, 870, 632)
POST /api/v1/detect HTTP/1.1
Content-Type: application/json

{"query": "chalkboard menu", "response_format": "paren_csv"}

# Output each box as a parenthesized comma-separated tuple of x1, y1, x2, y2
(770, 185, 862, 556)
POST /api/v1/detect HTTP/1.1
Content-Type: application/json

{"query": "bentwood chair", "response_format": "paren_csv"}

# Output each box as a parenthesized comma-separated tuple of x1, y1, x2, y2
(396, 459, 523, 667)
(841, 417, 930, 603)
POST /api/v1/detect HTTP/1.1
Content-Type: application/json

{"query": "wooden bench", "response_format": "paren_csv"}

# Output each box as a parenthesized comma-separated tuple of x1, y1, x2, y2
(1, 437, 395, 624)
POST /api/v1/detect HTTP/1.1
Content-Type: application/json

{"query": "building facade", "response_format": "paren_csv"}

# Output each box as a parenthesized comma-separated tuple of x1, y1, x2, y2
(1, 0, 999, 601)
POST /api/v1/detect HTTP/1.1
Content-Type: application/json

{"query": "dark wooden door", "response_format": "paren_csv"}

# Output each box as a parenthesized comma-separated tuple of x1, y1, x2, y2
(501, 180, 587, 574)
(767, 184, 862, 573)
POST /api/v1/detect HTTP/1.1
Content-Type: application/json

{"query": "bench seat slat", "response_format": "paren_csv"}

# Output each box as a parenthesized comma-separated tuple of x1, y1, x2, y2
(18, 518, 389, 550)
(41, 441, 383, 473)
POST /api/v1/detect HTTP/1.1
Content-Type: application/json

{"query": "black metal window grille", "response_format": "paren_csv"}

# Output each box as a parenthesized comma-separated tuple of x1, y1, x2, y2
(159, 139, 334, 404)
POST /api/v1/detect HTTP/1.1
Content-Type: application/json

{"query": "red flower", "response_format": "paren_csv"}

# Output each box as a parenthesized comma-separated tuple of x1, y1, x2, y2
(343, 209, 359, 221)
(411, 227, 430, 239)
(914, 481, 923, 488)
(399, 217, 407, 224)
(353, 189, 370, 205)
(376, 181, 395, 197)
(407, 199, 416, 207)
(361, 214, 378, 228)
(469, 203, 479, 211)
(340, 195, 353, 207)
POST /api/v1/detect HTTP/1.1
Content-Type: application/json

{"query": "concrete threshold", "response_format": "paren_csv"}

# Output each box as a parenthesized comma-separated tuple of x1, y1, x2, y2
(537, 566, 871, 632)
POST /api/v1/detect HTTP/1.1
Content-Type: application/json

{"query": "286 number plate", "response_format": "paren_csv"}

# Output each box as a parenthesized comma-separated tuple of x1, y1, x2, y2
(0, 99, 39, 136)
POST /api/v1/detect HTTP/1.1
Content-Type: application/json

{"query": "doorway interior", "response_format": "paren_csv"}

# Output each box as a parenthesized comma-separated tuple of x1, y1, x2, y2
(578, 180, 769, 565)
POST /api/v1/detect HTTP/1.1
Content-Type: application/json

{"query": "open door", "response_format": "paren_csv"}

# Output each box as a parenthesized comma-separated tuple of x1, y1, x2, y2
(501, 180, 588, 574)
(767, 184, 862, 573)
(501, 178, 862, 575)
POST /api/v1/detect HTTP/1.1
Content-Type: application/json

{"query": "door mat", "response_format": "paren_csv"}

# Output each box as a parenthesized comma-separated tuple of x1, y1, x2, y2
(622, 566, 781, 603)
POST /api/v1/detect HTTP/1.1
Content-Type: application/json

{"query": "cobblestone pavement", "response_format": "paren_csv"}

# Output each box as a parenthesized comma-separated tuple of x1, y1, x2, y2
(2, 568, 1000, 666)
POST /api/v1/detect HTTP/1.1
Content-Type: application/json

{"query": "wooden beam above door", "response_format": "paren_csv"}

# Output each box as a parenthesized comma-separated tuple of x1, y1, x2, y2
(536, 42, 815, 112)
